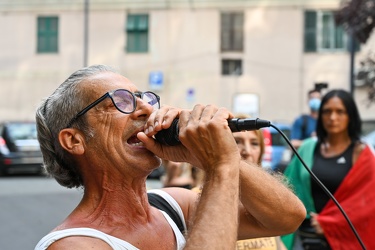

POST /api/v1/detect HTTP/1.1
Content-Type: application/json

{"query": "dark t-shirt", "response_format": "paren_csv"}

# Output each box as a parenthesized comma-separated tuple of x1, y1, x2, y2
(311, 142, 354, 212)
(298, 142, 354, 249)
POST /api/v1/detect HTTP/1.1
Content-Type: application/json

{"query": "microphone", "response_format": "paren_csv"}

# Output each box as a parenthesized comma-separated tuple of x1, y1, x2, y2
(154, 118, 271, 146)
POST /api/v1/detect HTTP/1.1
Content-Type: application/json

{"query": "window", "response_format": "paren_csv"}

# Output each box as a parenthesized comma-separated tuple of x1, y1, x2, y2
(222, 59, 242, 75)
(304, 10, 359, 52)
(221, 13, 244, 52)
(126, 14, 149, 53)
(37, 16, 58, 53)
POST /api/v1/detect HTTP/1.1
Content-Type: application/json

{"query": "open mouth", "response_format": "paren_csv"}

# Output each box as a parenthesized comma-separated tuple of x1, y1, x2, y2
(127, 133, 144, 147)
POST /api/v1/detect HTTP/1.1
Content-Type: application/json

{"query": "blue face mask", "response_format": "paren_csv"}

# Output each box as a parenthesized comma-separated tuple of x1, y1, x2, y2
(309, 98, 321, 111)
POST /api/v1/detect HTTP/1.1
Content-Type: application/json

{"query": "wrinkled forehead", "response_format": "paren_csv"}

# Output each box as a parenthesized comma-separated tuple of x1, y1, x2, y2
(82, 71, 138, 96)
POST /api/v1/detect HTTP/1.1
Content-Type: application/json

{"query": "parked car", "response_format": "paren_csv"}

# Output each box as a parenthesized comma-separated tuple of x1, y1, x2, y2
(261, 123, 292, 172)
(0, 121, 44, 175)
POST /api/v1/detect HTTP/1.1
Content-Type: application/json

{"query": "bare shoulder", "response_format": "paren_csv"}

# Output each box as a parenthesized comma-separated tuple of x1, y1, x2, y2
(353, 141, 367, 163)
(355, 141, 366, 152)
(47, 236, 113, 250)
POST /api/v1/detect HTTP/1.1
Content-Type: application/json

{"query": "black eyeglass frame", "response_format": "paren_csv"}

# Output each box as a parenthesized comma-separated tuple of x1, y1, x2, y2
(66, 89, 160, 128)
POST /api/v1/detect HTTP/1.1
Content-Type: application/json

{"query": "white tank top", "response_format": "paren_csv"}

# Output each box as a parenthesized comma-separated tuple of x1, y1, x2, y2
(35, 190, 186, 250)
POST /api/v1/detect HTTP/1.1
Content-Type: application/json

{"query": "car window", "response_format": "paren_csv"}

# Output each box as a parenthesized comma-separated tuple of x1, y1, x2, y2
(6, 123, 38, 140)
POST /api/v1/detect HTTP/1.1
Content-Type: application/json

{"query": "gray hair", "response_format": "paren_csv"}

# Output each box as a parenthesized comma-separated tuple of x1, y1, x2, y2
(36, 65, 117, 188)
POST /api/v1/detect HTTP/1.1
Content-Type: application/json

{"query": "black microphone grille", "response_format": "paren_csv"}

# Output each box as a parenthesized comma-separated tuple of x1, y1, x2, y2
(154, 119, 180, 146)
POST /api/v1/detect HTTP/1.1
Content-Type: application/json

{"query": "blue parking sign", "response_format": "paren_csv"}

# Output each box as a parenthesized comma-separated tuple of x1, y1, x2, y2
(149, 71, 163, 91)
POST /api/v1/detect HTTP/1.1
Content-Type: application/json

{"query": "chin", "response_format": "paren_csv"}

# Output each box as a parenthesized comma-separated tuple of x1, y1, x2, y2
(149, 155, 162, 168)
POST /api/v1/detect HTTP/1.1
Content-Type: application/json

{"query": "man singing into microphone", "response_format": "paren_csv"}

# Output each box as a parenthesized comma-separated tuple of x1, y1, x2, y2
(35, 64, 305, 250)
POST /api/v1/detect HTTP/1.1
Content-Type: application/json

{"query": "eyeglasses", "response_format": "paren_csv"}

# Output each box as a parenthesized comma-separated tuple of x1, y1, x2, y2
(66, 89, 160, 128)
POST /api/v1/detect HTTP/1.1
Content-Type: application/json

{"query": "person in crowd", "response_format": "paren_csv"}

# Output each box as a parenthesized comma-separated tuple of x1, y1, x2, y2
(161, 159, 195, 189)
(34, 64, 305, 250)
(281, 89, 375, 250)
(291, 89, 322, 149)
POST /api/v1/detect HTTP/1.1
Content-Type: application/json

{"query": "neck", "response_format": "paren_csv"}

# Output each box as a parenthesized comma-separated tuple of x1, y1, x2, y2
(72, 174, 152, 228)
(321, 133, 352, 157)
(325, 133, 351, 146)
(310, 111, 318, 119)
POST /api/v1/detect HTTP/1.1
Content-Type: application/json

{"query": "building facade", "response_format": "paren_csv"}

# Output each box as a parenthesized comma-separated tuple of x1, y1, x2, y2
(1, 0, 374, 125)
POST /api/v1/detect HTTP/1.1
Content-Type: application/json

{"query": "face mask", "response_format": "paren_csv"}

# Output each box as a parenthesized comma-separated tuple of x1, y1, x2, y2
(309, 98, 321, 111)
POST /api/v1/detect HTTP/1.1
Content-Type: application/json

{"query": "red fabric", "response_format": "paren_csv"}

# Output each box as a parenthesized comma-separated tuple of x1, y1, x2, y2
(318, 146, 375, 250)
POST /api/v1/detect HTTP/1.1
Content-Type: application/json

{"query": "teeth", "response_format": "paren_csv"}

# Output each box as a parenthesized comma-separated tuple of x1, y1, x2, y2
(130, 142, 144, 146)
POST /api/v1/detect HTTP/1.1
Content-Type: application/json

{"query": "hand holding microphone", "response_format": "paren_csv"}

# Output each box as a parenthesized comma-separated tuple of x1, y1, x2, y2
(139, 105, 271, 170)
(155, 117, 271, 146)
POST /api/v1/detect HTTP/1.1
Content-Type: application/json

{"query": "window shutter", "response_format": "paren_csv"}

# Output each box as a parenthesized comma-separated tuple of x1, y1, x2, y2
(137, 15, 148, 31)
(304, 11, 317, 52)
(126, 15, 136, 31)
(37, 17, 58, 53)
(334, 25, 345, 49)
(221, 13, 231, 51)
(49, 18, 58, 52)
(126, 14, 149, 53)
(233, 13, 244, 51)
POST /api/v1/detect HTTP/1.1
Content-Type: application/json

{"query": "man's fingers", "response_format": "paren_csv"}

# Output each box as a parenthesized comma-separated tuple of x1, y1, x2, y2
(137, 132, 160, 155)
(145, 106, 181, 136)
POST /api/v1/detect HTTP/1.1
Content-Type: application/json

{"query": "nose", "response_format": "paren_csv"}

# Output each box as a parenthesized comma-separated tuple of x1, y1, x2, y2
(328, 111, 339, 120)
(240, 141, 252, 159)
(131, 96, 154, 118)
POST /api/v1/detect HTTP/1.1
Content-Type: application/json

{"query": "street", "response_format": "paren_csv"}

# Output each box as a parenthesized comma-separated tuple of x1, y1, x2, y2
(0, 175, 162, 250)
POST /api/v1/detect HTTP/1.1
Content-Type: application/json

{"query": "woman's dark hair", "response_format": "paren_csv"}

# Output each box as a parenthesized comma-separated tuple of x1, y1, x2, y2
(316, 89, 362, 143)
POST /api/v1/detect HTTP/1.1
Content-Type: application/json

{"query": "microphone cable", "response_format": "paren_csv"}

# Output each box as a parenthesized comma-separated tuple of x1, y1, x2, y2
(270, 123, 366, 250)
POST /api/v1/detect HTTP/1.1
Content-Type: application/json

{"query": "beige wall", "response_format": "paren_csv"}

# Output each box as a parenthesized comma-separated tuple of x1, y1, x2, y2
(0, 0, 374, 125)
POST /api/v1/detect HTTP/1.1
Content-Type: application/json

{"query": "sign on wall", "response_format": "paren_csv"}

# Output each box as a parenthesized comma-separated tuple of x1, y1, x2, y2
(232, 93, 259, 118)
(149, 71, 163, 91)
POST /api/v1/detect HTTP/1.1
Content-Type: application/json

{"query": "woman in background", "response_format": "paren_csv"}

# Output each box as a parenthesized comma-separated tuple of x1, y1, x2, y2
(282, 89, 375, 249)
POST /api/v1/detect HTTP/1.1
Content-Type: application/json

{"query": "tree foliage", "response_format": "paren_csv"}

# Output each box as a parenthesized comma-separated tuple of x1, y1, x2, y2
(355, 51, 375, 107)
(336, 0, 375, 106)
(335, 0, 375, 44)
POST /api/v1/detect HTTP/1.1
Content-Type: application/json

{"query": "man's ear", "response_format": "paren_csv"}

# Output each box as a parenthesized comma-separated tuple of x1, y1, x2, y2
(59, 129, 85, 155)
